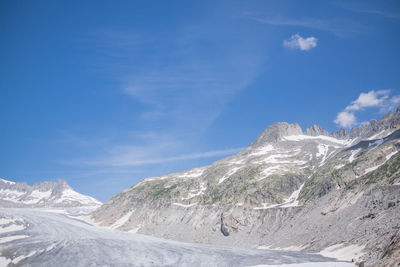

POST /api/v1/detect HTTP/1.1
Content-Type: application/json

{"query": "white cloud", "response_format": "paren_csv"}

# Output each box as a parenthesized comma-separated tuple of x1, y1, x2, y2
(334, 90, 400, 128)
(345, 90, 389, 111)
(71, 21, 263, 177)
(283, 34, 317, 51)
(334, 111, 356, 128)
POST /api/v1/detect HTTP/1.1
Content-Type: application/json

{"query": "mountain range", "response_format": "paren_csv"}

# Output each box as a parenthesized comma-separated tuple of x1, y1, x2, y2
(0, 178, 101, 208)
(1, 107, 400, 266)
(89, 106, 400, 266)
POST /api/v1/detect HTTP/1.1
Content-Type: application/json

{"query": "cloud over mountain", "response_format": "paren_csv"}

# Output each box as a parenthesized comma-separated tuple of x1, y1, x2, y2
(334, 90, 400, 128)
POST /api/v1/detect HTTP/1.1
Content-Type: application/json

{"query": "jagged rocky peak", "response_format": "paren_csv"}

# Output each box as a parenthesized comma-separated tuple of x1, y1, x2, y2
(250, 122, 302, 146)
(383, 110, 393, 120)
(329, 105, 400, 140)
(330, 128, 346, 139)
(304, 124, 329, 136)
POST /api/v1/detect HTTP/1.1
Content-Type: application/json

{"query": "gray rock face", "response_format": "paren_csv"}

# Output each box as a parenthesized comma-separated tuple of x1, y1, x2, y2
(0, 178, 101, 208)
(250, 122, 303, 146)
(90, 105, 400, 266)
(331, 107, 400, 141)
(304, 124, 329, 136)
(330, 128, 347, 139)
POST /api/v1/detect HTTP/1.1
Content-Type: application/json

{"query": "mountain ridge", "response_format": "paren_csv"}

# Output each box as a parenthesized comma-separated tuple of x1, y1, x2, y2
(89, 106, 400, 266)
(0, 178, 101, 208)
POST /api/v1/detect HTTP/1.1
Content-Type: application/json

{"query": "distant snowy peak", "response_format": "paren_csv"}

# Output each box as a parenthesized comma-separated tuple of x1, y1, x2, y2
(54, 188, 101, 206)
(0, 178, 101, 208)
(0, 178, 16, 185)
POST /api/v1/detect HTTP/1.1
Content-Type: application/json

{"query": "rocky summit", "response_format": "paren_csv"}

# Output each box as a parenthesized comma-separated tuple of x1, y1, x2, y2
(90, 107, 400, 266)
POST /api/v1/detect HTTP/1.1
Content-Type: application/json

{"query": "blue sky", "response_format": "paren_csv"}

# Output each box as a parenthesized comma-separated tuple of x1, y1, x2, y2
(1, 0, 400, 202)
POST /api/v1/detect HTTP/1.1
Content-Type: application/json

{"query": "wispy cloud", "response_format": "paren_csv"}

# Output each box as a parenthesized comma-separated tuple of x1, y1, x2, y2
(242, 12, 350, 36)
(66, 17, 263, 174)
(335, 2, 400, 21)
(357, 9, 400, 20)
(66, 147, 244, 167)
(334, 90, 400, 128)
(250, 16, 326, 29)
(283, 34, 317, 51)
(241, 8, 370, 37)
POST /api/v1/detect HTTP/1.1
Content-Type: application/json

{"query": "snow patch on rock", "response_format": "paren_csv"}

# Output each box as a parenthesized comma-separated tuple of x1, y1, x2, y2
(172, 202, 198, 208)
(282, 135, 350, 145)
(219, 167, 242, 184)
(111, 211, 134, 229)
(319, 243, 365, 262)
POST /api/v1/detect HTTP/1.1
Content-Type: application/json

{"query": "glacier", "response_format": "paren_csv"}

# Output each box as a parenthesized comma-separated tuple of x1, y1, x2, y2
(0, 208, 352, 266)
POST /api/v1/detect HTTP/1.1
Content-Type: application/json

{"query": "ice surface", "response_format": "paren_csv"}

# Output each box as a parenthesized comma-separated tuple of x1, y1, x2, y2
(0, 256, 11, 266)
(0, 218, 17, 225)
(0, 224, 25, 234)
(0, 208, 351, 267)
(248, 263, 353, 267)
(0, 234, 29, 244)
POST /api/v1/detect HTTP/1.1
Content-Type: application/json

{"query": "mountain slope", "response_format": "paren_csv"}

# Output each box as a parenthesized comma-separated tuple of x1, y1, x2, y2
(0, 179, 101, 208)
(90, 107, 400, 266)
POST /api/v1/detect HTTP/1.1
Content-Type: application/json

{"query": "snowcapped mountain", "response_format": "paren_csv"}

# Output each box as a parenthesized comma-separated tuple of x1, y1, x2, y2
(90, 106, 400, 266)
(0, 178, 101, 208)
(93, 109, 398, 217)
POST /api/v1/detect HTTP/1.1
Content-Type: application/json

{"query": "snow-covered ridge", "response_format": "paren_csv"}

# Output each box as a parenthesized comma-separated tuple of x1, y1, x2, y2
(282, 135, 351, 146)
(54, 189, 101, 206)
(0, 178, 101, 208)
(0, 178, 15, 185)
